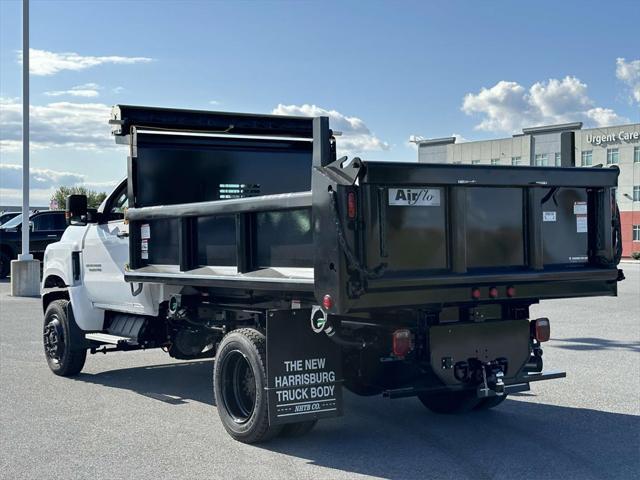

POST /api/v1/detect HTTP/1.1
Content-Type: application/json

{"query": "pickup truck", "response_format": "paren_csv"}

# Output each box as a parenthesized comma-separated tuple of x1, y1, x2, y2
(0, 210, 67, 278)
(41, 105, 623, 443)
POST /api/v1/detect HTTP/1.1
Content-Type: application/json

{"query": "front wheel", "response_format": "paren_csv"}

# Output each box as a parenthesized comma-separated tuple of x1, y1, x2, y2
(43, 299, 87, 376)
(213, 328, 281, 443)
(418, 390, 481, 414)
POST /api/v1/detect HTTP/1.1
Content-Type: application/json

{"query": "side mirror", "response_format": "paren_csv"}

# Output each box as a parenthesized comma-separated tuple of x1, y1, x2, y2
(66, 194, 88, 226)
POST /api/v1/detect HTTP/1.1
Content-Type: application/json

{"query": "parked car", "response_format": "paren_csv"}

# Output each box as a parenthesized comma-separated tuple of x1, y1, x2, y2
(0, 211, 20, 227)
(0, 210, 67, 278)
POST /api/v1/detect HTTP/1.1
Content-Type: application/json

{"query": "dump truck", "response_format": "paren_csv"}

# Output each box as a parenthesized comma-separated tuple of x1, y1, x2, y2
(41, 105, 624, 443)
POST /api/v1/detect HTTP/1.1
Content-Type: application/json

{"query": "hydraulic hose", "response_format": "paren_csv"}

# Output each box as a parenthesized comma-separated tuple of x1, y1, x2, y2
(328, 189, 387, 280)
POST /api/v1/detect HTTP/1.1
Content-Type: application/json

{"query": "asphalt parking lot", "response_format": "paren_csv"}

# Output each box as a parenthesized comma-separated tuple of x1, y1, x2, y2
(1, 264, 638, 480)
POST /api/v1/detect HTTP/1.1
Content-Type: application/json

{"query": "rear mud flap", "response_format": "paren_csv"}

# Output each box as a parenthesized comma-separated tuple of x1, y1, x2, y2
(266, 309, 343, 425)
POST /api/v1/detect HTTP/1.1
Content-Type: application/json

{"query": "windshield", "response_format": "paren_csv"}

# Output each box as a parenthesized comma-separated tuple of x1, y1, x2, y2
(1, 214, 24, 229)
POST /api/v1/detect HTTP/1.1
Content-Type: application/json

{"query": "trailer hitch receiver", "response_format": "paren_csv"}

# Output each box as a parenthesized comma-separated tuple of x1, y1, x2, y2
(478, 362, 507, 398)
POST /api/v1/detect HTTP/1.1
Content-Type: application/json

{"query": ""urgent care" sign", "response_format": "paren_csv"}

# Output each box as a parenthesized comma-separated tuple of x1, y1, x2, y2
(586, 130, 640, 145)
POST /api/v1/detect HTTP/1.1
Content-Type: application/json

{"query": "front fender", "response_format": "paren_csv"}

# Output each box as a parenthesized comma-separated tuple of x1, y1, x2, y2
(42, 253, 73, 290)
(42, 226, 87, 290)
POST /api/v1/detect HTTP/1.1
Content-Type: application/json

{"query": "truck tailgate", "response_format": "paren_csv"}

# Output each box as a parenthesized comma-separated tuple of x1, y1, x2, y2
(314, 161, 621, 313)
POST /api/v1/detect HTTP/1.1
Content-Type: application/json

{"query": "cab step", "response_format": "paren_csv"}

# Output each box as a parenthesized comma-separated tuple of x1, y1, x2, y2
(85, 332, 138, 347)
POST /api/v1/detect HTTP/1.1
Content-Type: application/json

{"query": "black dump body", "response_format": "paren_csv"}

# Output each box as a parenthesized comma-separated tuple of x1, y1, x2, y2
(114, 105, 622, 314)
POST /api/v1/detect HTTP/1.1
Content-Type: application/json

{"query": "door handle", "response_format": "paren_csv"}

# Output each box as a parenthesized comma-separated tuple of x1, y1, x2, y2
(47, 235, 57, 238)
(116, 231, 129, 239)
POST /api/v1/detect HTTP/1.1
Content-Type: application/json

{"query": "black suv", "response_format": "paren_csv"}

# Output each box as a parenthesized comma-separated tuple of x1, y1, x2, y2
(0, 210, 67, 278)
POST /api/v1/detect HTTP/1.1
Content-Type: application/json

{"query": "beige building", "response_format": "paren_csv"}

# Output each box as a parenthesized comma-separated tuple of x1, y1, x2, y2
(416, 122, 640, 256)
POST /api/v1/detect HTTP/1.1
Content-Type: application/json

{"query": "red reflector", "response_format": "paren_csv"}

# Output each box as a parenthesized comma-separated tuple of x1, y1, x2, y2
(322, 294, 333, 310)
(347, 191, 357, 219)
(507, 286, 516, 297)
(392, 329, 413, 357)
(471, 288, 481, 299)
(533, 318, 551, 342)
(489, 287, 499, 298)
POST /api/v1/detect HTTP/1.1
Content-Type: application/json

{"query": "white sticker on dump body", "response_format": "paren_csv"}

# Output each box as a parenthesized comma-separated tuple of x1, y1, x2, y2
(543, 211, 556, 222)
(388, 188, 441, 206)
(573, 201, 587, 215)
(576, 215, 588, 233)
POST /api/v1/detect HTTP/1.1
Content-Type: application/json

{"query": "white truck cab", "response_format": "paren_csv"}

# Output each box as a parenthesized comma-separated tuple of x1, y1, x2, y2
(42, 179, 161, 333)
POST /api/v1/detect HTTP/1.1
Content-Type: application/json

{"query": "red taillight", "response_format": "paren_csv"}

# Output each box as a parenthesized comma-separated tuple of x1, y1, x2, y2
(506, 286, 516, 297)
(347, 191, 357, 219)
(322, 294, 333, 310)
(392, 329, 413, 358)
(489, 287, 499, 298)
(532, 318, 550, 342)
(471, 288, 481, 300)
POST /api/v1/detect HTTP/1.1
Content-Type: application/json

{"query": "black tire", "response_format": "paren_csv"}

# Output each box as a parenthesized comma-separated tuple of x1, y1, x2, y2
(280, 420, 318, 438)
(475, 395, 507, 410)
(213, 328, 281, 443)
(418, 390, 481, 414)
(0, 251, 10, 279)
(43, 299, 87, 377)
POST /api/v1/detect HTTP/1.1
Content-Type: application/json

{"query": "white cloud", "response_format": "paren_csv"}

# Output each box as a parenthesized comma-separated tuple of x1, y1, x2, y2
(21, 49, 152, 76)
(272, 104, 389, 155)
(0, 164, 118, 206)
(44, 83, 101, 98)
(462, 76, 628, 133)
(0, 97, 119, 151)
(616, 57, 640, 104)
(0, 188, 57, 206)
(0, 164, 84, 190)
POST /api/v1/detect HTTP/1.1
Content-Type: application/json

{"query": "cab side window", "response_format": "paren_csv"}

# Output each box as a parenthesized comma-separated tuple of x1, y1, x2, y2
(105, 184, 128, 222)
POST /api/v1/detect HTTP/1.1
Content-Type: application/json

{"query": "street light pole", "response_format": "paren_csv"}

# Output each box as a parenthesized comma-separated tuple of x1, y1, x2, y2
(11, 0, 38, 297)
(19, 0, 32, 261)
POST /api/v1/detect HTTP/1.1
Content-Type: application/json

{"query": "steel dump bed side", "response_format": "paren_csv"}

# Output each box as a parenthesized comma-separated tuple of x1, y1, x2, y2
(116, 106, 621, 314)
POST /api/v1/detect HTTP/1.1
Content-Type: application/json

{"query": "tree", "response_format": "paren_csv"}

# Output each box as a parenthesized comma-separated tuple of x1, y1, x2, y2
(50, 186, 107, 210)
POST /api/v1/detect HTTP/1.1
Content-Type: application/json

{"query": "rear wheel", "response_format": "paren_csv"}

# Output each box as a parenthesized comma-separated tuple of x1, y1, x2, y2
(213, 328, 281, 443)
(43, 300, 87, 376)
(418, 390, 481, 414)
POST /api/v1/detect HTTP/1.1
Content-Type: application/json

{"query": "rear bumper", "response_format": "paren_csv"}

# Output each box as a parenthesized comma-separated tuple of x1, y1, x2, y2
(383, 370, 567, 399)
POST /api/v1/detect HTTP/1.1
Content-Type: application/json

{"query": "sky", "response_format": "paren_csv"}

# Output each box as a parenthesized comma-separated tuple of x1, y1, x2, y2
(1, 0, 639, 206)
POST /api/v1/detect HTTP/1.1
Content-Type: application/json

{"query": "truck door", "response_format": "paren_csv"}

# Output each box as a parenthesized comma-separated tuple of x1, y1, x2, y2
(82, 181, 157, 315)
